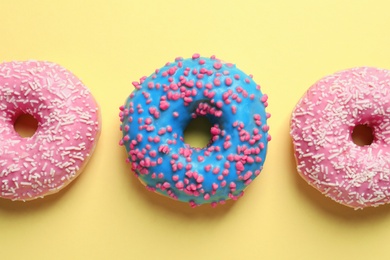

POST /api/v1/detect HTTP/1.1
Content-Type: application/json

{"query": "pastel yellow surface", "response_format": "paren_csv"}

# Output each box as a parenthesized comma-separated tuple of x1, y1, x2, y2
(1, 1, 390, 259)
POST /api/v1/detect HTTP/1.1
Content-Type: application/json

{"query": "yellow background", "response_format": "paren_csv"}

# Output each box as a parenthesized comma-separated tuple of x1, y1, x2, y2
(1, 1, 390, 259)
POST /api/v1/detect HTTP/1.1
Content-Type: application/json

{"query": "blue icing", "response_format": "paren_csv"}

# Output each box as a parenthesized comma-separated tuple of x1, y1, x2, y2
(120, 55, 270, 207)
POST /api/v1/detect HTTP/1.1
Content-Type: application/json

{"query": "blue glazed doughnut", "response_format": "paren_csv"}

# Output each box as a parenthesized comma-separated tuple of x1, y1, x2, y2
(119, 54, 271, 207)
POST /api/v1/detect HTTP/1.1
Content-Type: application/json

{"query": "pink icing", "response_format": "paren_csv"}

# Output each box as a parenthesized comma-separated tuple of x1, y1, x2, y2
(0, 61, 101, 201)
(291, 67, 390, 209)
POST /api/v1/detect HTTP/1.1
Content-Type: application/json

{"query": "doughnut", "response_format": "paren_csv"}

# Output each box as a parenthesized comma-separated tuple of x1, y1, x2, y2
(0, 61, 101, 201)
(290, 67, 390, 209)
(119, 54, 271, 207)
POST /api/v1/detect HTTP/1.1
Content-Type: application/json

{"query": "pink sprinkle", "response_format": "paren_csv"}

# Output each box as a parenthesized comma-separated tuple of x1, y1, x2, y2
(213, 78, 221, 86)
(159, 100, 170, 110)
(158, 145, 169, 154)
(222, 92, 230, 100)
(223, 161, 230, 169)
(132, 81, 140, 89)
(196, 81, 203, 88)
(247, 157, 254, 164)
(204, 193, 210, 200)
(196, 175, 204, 183)
(210, 126, 221, 135)
(243, 171, 253, 181)
(145, 118, 152, 125)
(186, 80, 194, 87)
(204, 165, 212, 172)
(212, 183, 219, 190)
(213, 62, 222, 70)
(147, 82, 154, 89)
(197, 156, 204, 162)
(192, 53, 200, 59)
(175, 181, 184, 189)
(177, 162, 183, 170)
(202, 83, 211, 90)
(168, 67, 176, 75)
(225, 78, 233, 86)
(158, 128, 166, 135)
(236, 161, 245, 171)
(231, 106, 237, 114)
(172, 175, 179, 181)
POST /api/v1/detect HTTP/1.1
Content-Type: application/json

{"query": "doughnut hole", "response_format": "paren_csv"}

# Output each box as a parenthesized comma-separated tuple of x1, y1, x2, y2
(351, 124, 374, 146)
(184, 116, 213, 148)
(14, 113, 38, 138)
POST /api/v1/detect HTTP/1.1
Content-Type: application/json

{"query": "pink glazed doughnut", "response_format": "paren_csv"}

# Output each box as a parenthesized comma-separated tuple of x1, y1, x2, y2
(0, 61, 101, 201)
(291, 67, 390, 209)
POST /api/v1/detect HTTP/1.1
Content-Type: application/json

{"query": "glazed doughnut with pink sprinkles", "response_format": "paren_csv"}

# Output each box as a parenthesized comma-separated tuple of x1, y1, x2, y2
(120, 54, 270, 207)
